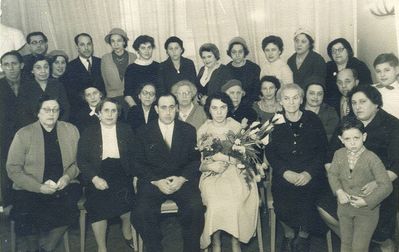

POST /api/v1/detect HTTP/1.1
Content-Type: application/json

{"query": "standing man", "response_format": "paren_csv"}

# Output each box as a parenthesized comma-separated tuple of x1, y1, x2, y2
(132, 93, 204, 252)
(21, 32, 48, 78)
(62, 33, 105, 120)
(335, 68, 359, 119)
(0, 50, 24, 207)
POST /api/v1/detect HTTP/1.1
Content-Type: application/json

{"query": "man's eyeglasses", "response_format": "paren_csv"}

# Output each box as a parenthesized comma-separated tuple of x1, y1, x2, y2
(141, 90, 155, 97)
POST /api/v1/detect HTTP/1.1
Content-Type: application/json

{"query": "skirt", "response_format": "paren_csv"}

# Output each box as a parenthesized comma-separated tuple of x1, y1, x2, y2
(85, 158, 134, 223)
(11, 183, 81, 236)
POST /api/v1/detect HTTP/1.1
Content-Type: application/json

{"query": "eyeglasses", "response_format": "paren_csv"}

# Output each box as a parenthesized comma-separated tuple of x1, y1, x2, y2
(332, 47, 345, 54)
(176, 91, 192, 96)
(140, 90, 155, 97)
(41, 108, 60, 114)
(30, 40, 46, 45)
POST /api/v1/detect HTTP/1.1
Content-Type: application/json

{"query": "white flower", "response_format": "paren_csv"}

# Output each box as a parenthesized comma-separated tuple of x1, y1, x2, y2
(240, 118, 248, 129)
(232, 145, 246, 154)
(255, 174, 261, 182)
(237, 163, 245, 169)
(272, 113, 285, 124)
(234, 139, 241, 145)
(249, 128, 260, 135)
(261, 135, 270, 145)
(249, 121, 261, 129)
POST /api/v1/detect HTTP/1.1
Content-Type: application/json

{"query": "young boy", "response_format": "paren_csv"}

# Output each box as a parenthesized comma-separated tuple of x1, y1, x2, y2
(328, 117, 392, 252)
(373, 53, 399, 119)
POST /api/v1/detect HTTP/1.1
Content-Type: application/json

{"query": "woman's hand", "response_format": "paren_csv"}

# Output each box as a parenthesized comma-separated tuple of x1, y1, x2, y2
(350, 195, 367, 208)
(295, 172, 312, 186)
(360, 181, 377, 197)
(283, 170, 299, 184)
(336, 189, 351, 204)
(40, 184, 57, 194)
(56, 175, 70, 190)
(92, 176, 109, 190)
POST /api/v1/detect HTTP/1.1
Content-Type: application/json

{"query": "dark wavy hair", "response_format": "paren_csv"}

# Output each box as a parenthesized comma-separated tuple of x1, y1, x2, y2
(348, 85, 383, 109)
(0, 50, 23, 63)
(338, 116, 365, 135)
(373, 53, 399, 68)
(199, 43, 220, 60)
(27, 31, 48, 44)
(261, 35, 284, 53)
(133, 35, 155, 51)
(327, 38, 354, 61)
(257, 76, 281, 99)
(203, 92, 234, 119)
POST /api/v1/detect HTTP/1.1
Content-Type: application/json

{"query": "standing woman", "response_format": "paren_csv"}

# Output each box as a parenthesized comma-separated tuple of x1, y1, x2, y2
(17, 55, 70, 128)
(252, 76, 282, 123)
(124, 35, 160, 107)
(325, 38, 372, 109)
(48, 50, 69, 79)
(226, 37, 260, 104)
(260, 35, 293, 85)
(196, 43, 233, 105)
(7, 96, 81, 252)
(198, 93, 258, 252)
(287, 28, 326, 90)
(101, 28, 136, 115)
(77, 98, 136, 252)
(158, 36, 197, 92)
(265, 84, 328, 252)
(303, 77, 339, 142)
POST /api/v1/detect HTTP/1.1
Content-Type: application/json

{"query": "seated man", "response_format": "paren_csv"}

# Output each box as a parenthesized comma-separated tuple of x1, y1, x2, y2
(131, 93, 205, 252)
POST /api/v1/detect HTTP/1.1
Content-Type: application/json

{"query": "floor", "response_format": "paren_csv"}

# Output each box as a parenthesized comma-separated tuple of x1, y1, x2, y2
(0, 207, 341, 252)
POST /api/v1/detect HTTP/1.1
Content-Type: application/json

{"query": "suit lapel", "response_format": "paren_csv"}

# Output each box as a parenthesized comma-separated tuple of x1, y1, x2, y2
(153, 122, 171, 155)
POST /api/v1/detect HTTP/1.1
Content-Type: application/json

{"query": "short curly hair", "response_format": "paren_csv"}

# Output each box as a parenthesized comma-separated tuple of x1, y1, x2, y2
(261, 35, 284, 53)
(133, 35, 155, 51)
(199, 43, 220, 60)
(203, 92, 234, 119)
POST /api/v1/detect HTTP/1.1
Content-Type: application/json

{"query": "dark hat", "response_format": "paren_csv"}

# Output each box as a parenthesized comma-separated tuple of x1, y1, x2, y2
(304, 76, 326, 91)
(104, 28, 129, 44)
(48, 50, 69, 62)
(221, 79, 243, 93)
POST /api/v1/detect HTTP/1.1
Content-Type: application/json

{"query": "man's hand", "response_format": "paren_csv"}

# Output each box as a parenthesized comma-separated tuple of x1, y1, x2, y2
(283, 170, 299, 184)
(295, 172, 312, 186)
(151, 179, 174, 195)
(360, 181, 377, 197)
(40, 184, 57, 194)
(336, 189, 351, 204)
(350, 195, 367, 208)
(166, 176, 187, 193)
(92, 176, 109, 190)
(56, 175, 70, 190)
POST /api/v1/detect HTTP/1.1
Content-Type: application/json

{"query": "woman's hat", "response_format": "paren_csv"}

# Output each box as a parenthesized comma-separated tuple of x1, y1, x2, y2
(104, 28, 129, 44)
(294, 27, 314, 40)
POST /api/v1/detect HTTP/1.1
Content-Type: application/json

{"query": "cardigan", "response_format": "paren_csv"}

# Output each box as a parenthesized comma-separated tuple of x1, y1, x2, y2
(6, 121, 80, 193)
(325, 57, 372, 109)
(196, 64, 233, 96)
(287, 50, 326, 89)
(178, 103, 207, 131)
(101, 51, 137, 98)
(328, 148, 392, 210)
(158, 57, 197, 92)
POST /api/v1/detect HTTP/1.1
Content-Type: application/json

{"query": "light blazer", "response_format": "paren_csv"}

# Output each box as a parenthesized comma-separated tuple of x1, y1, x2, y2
(6, 121, 80, 193)
(101, 52, 137, 98)
(77, 122, 136, 182)
(134, 120, 201, 183)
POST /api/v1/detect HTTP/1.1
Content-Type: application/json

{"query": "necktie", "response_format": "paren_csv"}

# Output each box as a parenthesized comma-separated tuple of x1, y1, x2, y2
(87, 58, 92, 73)
(341, 97, 350, 118)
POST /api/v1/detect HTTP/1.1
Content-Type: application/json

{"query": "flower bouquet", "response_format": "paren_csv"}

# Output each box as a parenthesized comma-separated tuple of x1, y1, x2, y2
(196, 113, 285, 188)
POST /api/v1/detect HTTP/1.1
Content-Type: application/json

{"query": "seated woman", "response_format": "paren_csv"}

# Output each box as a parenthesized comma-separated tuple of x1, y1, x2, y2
(124, 35, 160, 107)
(158, 36, 197, 92)
(303, 76, 339, 142)
(77, 98, 136, 252)
(74, 85, 103, 133)
(171, 80, 207, 130)
(6, 96, 81, 252)
(196, 43, 233, 105)
(48, 50, 68, 79)
(126, 83, 158, 131)
(17, 55, 70, 128)
(198, 93, 259, 252)
(287, 28, 326, 89)
(226, 37, 260, 104)
(318, 85, 399, 252)
(252, 76, 282, 123)
(260, 35, 293, 85)
(265, 84, 328, 252)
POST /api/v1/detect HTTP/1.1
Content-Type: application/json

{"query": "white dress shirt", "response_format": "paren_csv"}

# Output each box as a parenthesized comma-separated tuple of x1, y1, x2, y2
(79, 56, 92, 71)
(374, 81, 399, 119)
(158, 120, 174, 149)
(101, 123, 120, 159)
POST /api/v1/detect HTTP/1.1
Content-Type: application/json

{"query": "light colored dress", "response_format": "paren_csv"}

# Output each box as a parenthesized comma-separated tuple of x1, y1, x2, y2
(197, 118, 259, 249)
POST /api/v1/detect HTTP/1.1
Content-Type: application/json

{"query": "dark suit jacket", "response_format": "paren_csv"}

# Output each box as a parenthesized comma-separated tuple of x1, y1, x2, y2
(196, 64, 233, 96)
(61, 56, 105, 116)
(158, 57, 197, 92)
(126, 105, 158, 131)
(73, 105, 100, 133)
(134, 120, 201, 183)
(77, 122, 136, 182)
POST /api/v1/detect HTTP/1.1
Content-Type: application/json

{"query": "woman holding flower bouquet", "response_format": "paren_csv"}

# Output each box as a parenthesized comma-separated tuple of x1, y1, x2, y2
(197, 93, 259, 252)
(265, 83, 328, 252)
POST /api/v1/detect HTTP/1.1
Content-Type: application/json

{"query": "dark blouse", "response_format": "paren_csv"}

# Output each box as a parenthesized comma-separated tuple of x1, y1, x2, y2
(112, 51, 129, 81)
(226, 60, 260, 103)
(124, 61, 160, 103)
(41, 124, 63, 182)
(231, 103, 258, 125)
(325, 57, 372, 110)
(73, 105, 100, 133)
(158, 57, 197, 92)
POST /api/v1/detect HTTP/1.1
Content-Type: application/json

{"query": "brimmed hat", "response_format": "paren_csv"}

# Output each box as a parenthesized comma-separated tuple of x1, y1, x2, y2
(104, 28, 128, 44)
(221, 79, 243, 93)
(294, 27, 314, 40)
(228, 36, 248, 51)
(47, 50, 69, 62)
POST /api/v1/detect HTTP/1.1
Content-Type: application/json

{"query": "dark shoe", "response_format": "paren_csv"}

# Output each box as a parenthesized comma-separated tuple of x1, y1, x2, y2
(125, 238, 134, 249)
(293, 236, 310, 252)
(281, 237, 294, 252)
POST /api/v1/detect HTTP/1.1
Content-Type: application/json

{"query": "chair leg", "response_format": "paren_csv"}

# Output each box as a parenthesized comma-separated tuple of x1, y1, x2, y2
(326, 230, 333, 252)
(257, 210, 264, 252)
(131, 225, 138, 251)
(269, 207, 276, 252)
(63, 231, 70, 252)
(138, 234, 143, 252)
(10, 220, 16, 252)
(79, 210, 86, 252)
